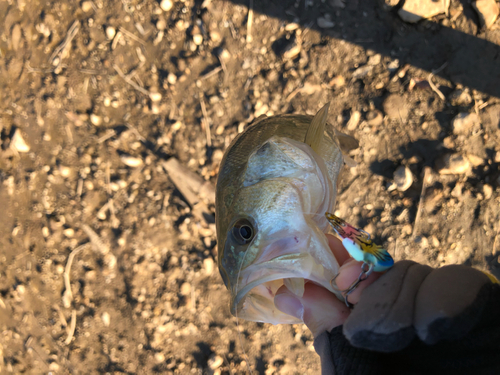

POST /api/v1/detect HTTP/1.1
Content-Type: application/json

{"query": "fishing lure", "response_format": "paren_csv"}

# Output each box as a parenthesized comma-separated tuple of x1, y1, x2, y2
(325, 212, 394, 307)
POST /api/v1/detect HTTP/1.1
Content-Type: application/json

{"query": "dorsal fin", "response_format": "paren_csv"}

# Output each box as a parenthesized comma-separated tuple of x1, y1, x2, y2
(304, 103, 329, 153)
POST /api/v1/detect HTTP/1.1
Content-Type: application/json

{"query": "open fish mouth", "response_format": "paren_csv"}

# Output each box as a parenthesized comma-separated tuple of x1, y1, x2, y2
(231, 240, 341, 324)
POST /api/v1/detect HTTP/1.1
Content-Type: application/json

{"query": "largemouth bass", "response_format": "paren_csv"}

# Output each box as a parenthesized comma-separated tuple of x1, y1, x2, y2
(216, 104, 358, 324)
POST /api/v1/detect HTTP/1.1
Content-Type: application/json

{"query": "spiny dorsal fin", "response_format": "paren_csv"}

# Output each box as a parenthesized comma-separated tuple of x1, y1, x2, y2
(304, 103, 329, 153)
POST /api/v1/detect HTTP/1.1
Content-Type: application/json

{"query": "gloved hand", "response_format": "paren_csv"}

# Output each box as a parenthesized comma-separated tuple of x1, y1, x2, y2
(343, 259, 499, 351)
(274, 235, 500, 374)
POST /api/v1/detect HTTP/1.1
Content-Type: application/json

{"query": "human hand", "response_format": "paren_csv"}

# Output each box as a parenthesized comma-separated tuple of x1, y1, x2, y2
(274, 234, 382, 337)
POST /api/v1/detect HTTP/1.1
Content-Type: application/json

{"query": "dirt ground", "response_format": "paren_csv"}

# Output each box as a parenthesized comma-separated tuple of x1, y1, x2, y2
(1, 0, 499, 373)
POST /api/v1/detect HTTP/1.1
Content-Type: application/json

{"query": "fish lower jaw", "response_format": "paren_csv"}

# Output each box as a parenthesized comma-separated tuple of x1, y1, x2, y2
(231, 259, 340, 324)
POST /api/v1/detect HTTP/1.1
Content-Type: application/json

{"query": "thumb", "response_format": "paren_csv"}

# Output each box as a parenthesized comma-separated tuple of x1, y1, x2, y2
(274, 283, 350, 337)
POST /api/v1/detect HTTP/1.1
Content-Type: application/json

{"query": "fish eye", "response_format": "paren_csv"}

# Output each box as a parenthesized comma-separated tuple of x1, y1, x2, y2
(231, 218, 255, 245)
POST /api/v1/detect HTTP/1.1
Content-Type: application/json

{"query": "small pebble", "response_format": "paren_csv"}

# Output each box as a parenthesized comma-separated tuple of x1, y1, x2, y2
(317, 17, 335, 28)
(106, 26, 116, 40)
(167, 73, 177, 85)
(436, 153, 470, 175)
(154, 352, 165, 363)
(394, 165, 413, 191)
(208, 355, 224, 370)
(193, 34, 203, 45)
(90, 114, 102, 126)
(11, 24, 22, 51)
(11, 129, 30, 153)
(180, 282, 191, 296)
(452, 112, 480, 135)
(366, 110, 383, 126)
(63, 228, 75, 237)
(120, 155, 144, 167)
(483, 184, 493, 199)
(101, 312, 110, 327)
(160, 0, 173, 12)
(149, 92, 162, 102)
(81, 1, 93, 12)
(156, 18, 167, 30)
(204, 258, 214, 275)
(347, 111, 361, 131)
(473, 0, 499, 29)
(352, 65, 373, 79)
(467, 154, 484, 167)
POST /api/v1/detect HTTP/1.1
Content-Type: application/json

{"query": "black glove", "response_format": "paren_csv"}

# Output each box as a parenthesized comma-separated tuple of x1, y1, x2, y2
(314, 261, 500, 374)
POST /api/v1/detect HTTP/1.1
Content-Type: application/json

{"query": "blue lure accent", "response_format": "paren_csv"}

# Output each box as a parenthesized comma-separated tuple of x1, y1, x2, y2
(326, 212, 395, 307)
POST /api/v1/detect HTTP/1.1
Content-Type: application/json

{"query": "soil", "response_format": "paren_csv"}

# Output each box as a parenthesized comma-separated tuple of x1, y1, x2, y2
(1, 0, 499, 373)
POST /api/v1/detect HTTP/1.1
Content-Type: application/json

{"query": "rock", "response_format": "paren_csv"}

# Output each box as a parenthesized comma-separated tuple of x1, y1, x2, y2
(101, 312, 110, 327)
(106, 26, 116, 40)
(329, 75, 345, 88)
(452, 112, 480, 135)
(367, 54, 382, 66)
(156, 18, 167, 30)
(473, 0, 499, 29)
(81, 1, 93, 12)
(317, 16, 335, 28)
(352, 65, 373, 79)
(120, 155, 144, 167)
(90, 114, 102, 126)
(167, 73, 177, 85)
(149, 92, 162, 102)
(347, 111, 361, 131)
(11, 129, 30, 153)
(467, 154, 484, 166)
(385, 0, 401, 6)
(366, 110, 383, 126)
(398, 0, 450, 23)
(480, 104, 500, 131)
(436, 153, 470, 175)
(208, 355, 223, 370)
(160, 0, 173, 12)
(449, 88, 472, 106)
(383, 94, 408, 121)
(11, 24, 22, 51)
(329, 0, 346, 8)
(193, 33, 203, 46)
(483, 184, 493, 199)
(394, 165, 413, 191)
(203, 257, 214, 275)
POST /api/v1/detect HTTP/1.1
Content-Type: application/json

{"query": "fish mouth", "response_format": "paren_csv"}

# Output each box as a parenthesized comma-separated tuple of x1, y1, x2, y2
(230, 247, 341, 324)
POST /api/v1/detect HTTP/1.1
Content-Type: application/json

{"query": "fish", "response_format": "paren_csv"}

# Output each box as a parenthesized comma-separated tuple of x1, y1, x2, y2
(216, 104, 359, 324)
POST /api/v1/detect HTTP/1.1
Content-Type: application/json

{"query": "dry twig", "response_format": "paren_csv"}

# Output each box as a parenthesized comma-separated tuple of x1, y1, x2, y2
(427, 62, 448, 101)
(199, 95, 212, 147)
(81, 224, 109, 255)
(62, 243, 88, 308)
(246, 0, 254, 44)
(113, 64, 150, 96)
(118, 27, 146, 45)
(49, 20, 80, 69)
(412, 167, 431, 240)
(64, 310, 77, 345)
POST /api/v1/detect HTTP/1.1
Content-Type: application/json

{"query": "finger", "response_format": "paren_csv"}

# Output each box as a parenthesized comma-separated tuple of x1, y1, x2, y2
(335, 261, 382, 305)
(274, 283, 350, 337)
(326, 233, 351, 265)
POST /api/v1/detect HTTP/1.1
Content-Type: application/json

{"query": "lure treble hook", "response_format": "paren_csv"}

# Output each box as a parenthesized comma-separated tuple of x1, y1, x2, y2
(326, 212, 394, 308)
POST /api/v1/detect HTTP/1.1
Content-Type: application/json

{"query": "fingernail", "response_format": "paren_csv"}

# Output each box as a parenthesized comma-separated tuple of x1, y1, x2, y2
(274, 290, 304, 320)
